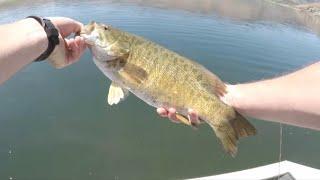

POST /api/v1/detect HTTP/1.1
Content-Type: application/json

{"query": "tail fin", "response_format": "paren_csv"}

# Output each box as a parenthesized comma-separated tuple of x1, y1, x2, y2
(210, 112, 256, 157)
(231, 112, 256, 138)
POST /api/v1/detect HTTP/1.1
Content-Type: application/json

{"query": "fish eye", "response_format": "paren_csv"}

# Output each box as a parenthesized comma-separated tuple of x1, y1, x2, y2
(104, 26, 108, 30)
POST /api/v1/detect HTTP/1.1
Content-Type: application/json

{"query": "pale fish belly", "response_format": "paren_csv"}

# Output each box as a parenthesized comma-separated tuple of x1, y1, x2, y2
(92, 45, 189, 113)
(130, 89, 190, 116)
(119, 79, 166, 109)
(93, 58, 119, 83)
(91, 46, 126, 86)
(92, 48, 164, 108)
(120, 75, 190, 116)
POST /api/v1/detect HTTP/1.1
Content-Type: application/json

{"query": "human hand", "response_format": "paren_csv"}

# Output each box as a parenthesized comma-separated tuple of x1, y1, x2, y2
(156, 107, 202, 125)
(47, 17, 87, 68)
(156, 85, 234, 125)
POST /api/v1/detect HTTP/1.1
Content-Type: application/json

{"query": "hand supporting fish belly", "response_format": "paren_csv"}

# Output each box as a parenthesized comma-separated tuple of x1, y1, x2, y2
(80, 21, 257, 157)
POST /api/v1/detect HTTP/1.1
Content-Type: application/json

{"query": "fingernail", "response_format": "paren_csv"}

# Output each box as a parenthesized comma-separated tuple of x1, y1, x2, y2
(168, 108, 176, 113)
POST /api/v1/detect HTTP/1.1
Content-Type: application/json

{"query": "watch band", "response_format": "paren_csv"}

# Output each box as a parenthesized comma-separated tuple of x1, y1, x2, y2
(27, 16, 60, 62)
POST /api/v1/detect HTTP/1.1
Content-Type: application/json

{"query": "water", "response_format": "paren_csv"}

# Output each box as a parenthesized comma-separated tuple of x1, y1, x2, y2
(1, 0, 320, 179)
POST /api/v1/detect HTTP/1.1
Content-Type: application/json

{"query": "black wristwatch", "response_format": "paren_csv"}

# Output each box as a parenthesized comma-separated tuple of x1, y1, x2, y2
(27, 16, 60, 62)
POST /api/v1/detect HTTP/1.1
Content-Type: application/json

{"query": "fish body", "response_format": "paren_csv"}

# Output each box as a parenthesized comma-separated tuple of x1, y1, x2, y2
(81, 22, 256, 156)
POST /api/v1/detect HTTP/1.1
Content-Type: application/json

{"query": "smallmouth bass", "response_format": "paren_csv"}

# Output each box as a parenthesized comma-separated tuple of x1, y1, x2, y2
(81, 22, 256, 157)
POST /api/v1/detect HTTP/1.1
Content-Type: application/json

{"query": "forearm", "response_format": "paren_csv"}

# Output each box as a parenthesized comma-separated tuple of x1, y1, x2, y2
(224, 61, 320, 130)
(0, 18, 47, 84)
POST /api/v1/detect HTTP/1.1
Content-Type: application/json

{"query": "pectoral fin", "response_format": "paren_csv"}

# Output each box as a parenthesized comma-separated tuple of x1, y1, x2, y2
(118, 64, 148, 85)
(107, 82, 129, 105)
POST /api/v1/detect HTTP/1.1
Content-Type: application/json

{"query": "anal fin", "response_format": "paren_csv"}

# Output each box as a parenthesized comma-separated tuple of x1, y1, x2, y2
(176, 114, 191, 126)
(176, 113, 198, 129)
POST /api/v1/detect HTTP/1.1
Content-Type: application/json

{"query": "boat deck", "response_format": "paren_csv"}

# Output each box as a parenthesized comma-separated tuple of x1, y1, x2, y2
(189, 161, 320, 180)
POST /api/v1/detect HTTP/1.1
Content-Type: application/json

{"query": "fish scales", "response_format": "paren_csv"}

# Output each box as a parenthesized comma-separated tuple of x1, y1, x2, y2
(81, 22, 257, 156)
(129, 39, 190, 108)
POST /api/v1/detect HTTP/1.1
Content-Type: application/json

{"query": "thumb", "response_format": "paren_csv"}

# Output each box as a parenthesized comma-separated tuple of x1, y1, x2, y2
(47, 35, 68, 69)
(49, 17, 83, 37)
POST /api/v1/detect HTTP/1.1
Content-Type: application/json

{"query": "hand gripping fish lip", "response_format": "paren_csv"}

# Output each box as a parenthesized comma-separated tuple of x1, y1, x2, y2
(80, 31, 108, 48)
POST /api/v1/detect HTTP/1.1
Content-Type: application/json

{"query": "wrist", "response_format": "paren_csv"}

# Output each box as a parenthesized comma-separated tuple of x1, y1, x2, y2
(21, 18, 48, 60)
(222, 82, 270, 118)
(221, 84, 240, 108)
(221, 84, 250, 116)
(29, 17, 60, 61)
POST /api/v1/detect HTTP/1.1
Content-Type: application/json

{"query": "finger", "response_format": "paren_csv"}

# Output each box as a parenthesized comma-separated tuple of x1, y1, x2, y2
(74, 36, 83, 55)
(72, 36, 82, 61)
(78, 36, 87, 55)
(157, 108, 168, 118)
(188, 109, 200, 125)
(220, 84, 233, 106)
(65, 38, 80, 64)
(168, 108, 180, 123)
(49, 17, 84, 37)
(65, 36, 87, 65)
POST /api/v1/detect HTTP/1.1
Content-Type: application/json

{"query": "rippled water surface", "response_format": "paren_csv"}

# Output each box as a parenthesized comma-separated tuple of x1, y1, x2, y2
(1, 0, 320, 179)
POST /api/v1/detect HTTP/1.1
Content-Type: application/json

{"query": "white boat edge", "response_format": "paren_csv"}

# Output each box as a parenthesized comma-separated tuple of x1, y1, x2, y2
(188, 160, 320, 180)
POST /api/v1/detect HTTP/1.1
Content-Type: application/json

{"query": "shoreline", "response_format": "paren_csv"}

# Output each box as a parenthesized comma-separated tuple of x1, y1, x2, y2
(1, 0, 320, 22)
(266, 0, 320, 16)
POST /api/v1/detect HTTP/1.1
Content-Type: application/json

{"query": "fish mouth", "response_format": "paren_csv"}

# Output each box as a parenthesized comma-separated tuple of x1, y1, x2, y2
(79, 33, 95, 46)
(80, 32, 108, 48)
(79, 21, 116, 61)
(79, 22, 107, 48)
(80, 33, 117, 62)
